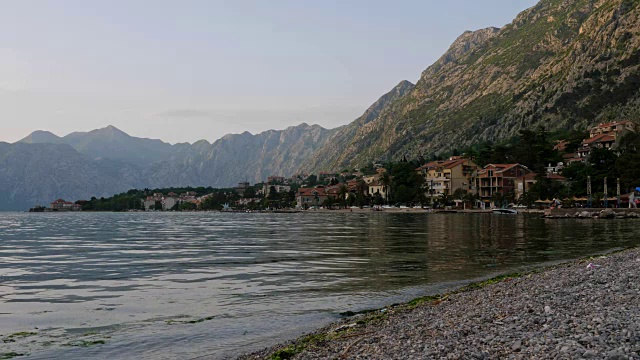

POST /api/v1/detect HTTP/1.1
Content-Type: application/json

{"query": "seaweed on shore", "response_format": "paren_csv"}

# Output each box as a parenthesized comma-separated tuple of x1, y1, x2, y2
(0, 352, 25, 360)
(460, 272, 523, 291)
(166, 315, 215, 325)
(270, 332, 333, 360)
(257, 246, 640, 360)
(2, 332, 37, 343)
(63, 339, 106, 347)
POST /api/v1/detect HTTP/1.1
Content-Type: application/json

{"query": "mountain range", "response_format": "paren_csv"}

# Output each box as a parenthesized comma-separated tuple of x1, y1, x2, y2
(2, 0, 639, 210)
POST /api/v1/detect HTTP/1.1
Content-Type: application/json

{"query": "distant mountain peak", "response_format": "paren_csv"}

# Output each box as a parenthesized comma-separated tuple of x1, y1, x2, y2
(18, 130, 62, 144)
(396, 80, 415, 87)
(92, 125, 130, 138)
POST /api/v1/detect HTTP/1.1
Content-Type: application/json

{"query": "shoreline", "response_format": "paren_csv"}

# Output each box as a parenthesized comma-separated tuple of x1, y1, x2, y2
(240, 247, 640, 359)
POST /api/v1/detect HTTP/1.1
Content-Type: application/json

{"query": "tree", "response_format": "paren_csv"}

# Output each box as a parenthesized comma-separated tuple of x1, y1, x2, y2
(243, 187, 257, 199)
(380, 173, 391, 204)
(562, 161, 591, 196)
(589, 147, 619, 193)
(439, 193, 452, 208)
(338, 185, 349, 209)
(325, 196, 335, 210)
(372, 192, 384, 206)
(306, 175, 318, 187)
(512, 126, 560, 173)
(491, 192, 504, 208)
(390, 162, 422, 205)
(616, 132, 640, 190)
(180, 202, 197, 211)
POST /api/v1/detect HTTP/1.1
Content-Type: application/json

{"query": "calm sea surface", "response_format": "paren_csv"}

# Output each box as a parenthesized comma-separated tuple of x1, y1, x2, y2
(1, 212, 639, 359)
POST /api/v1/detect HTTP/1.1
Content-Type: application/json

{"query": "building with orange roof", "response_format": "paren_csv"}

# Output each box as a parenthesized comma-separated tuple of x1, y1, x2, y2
(367, 178, 388, 200)
(296, 186, 329, 208)
(514, 173, 568, 200)
(416, 157, 479, 196)
(50, 199, 82, 211)
(574, 120, 639, 160)
(589, 120, 639, 138)
(476, 164, 531, 201)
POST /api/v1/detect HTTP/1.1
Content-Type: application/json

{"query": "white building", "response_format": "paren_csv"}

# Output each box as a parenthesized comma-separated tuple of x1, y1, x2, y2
(162, 197, 180, 210)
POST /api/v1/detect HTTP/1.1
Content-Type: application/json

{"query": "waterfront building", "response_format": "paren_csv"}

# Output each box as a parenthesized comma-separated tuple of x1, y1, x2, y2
(567, 120, 639, 161)
(267, 176, 286, 184)
(514, 173, 568, 200)
(263, 184, 292, 196)
(416, 157, 479, 196)
(235, 182, 250, 196)
(367, 179, 387, 199)
(162, 197, 179, 210)
(142, 197, 157, 211)
(318, 172, 338, 182)
(50, 199, 82, 211)
(296, 186, 328, 208)
(476, 164, 531, 201)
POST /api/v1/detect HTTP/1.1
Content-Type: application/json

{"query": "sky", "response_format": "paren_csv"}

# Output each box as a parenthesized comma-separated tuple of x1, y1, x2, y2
(0, 0, 538, 144)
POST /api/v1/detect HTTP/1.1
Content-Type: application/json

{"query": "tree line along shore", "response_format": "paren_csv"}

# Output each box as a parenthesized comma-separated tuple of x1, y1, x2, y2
(32, 124, 640, 212)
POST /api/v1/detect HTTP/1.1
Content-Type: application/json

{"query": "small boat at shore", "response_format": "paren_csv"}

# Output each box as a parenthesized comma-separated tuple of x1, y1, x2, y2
(492, 208, 518, 214)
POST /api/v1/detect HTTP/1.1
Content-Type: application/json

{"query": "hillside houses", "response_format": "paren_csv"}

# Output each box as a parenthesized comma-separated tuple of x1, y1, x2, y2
(296, 186, 328, 208)
(142, 192, 201, 211)
(574, 121, 638, 161)
(475, 164, 531, 201)
(50, 199, 82, 211)
(416, 157, 478, 197)
(515, 173, 567, 200)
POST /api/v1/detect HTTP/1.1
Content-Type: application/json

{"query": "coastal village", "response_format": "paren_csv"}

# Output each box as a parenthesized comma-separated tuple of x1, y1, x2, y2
(35, 121, 640, 212)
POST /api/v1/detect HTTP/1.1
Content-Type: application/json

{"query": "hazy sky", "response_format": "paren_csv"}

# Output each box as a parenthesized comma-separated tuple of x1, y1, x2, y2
(0, 0, 538, 144)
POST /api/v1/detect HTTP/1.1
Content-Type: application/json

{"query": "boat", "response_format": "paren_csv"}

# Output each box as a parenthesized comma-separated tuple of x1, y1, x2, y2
(492, 208, 518, 214)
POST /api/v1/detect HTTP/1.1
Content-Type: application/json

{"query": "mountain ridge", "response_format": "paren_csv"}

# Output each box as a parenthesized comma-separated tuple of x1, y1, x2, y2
(3, 0, 640, 209)
(307, 0, 640, 170)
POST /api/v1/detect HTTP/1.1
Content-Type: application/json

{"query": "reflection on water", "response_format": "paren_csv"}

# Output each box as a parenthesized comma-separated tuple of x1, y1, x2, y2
(0, 212, 638, 359)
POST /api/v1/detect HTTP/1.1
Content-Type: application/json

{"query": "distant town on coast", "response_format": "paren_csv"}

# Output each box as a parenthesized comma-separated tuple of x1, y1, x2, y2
(32, 121, 640, 213)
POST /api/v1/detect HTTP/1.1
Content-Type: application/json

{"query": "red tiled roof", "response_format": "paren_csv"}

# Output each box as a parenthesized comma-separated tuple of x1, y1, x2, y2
(297, 187, 327, 196)
(520, 173, 567, 181)
(488, 163, 518, 168)
(583, 133, 615, 145)
(416, 161, 442, 170)
(484, 164, 521, 172)
(326, 187, 341, 196)
(594, 120, 633, 129)
(417, 159, 473, 171)
(442, 158, 468, 169)
(478, 163, 530, 176)
(553, 140, 568, 151)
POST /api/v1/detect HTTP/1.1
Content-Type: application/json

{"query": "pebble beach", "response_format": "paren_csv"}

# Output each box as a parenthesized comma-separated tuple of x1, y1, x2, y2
(242, 247, 640, 359)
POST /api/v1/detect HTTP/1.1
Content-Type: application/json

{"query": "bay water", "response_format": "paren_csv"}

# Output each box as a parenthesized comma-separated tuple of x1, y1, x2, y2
(1, 212, 638, 359)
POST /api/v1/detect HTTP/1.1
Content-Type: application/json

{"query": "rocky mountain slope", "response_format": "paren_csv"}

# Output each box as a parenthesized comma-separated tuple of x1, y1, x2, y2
(3, 0, 639, 209)
(0, 143, 144, 211)
(20, 125, 175, 166)
(2, 123, 342, 209)
(2, 78, 408, 209)
(144, 123, 337, 188)
(309, 0, 640, 170)
(302, 80, 414, 172)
